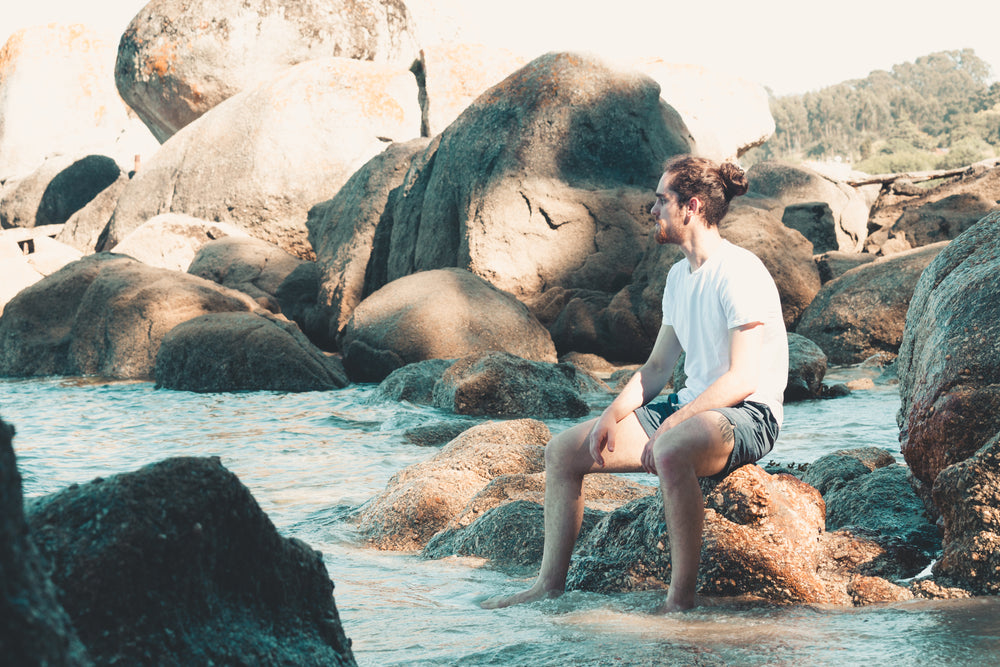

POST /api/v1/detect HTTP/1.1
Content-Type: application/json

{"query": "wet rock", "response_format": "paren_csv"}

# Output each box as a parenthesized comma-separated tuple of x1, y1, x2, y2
(112, 214, 249, 271)
(897, 211, 1000, 488)
(802, 448, 897, 495)
(0, 419, 92, 666)
(154, 312, 348, 392)
(795, 242, 946, 365)
(432, 351, 595, 418)
(423, 500, 555, 569)
(116, 0, 419, 141)
(745, 160, 876, 253)
(402, 420, 476, 447)
(847, 575, 914, 605)
(355, 419, 550, 550)
(26, 457, 356, 666)
(0, 25, 157, 182)
(367, 51, 690, 302)
(188, 236, 307, 313)
(103, 57, 421, 259)
(931, 430, 1000, 594)
(56, 172, 130, 253)
(785, 333, 827, 402)
(374, 358, 456, 405)
(341, 268, 557, 383)
(308, 139, 430, 341)
(0, 253, 262, 379)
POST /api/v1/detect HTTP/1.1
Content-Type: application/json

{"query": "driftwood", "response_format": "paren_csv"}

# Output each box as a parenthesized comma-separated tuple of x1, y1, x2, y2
(845, 158, 1000, 187)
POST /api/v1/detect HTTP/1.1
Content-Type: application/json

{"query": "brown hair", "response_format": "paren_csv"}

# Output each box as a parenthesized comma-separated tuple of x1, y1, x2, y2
(663, 155, 748, 226)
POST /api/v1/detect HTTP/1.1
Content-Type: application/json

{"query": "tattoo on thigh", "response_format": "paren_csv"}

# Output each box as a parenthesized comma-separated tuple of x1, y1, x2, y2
(717, 413, 735, 446)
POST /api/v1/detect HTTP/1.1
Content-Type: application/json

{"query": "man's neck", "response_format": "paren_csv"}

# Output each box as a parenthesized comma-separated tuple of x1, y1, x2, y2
(680, 226, 724, 271)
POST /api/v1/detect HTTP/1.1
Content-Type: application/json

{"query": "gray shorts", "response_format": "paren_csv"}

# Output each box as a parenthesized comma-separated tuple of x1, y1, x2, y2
(634, 395, 779, 481)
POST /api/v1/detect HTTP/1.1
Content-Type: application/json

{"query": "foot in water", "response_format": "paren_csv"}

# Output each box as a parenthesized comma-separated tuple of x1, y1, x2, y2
(480, 585, 561, 609)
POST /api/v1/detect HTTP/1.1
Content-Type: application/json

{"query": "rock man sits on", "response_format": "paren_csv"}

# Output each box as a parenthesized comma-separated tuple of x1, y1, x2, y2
(482, 155, 788, 612)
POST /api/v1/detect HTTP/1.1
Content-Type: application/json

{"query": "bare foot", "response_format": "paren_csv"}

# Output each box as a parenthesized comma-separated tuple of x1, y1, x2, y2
(656, 594, 698, 614)
(480, 584, 561, 609)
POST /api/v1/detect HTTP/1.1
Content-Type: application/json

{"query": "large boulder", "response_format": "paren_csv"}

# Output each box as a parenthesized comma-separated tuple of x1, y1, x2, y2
(795, 242, 947, 365)
(355, 419, 551, 550)
(367, 51, 691, 301)
(154, 312, 348, 392)
(26, 457, 356, 666)
(746, 161, 876, 253)
(111, 214, 249, 271)
(102, 57, 421, 259)
(0, 24, 158, 182)
(340, 268, 557, 383)
(897, 212, 1000, 488)
(0, 253, 263, 379)
(56, 172, 130, 253)
(431, 351, 597, 418)
(932, 430, 1000, 594)
(188, 236, 307, 312)
(0, 155, 123, 230)
(786, 332, 827, 401)
(308, 139, 430, 340)
(630, 60, 774, 160)
(0, 419, 92, 666)
(115, 0, 420, 142)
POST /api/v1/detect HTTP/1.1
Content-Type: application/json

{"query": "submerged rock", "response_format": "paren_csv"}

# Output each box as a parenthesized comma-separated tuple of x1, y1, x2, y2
(26, 456, 356, 666)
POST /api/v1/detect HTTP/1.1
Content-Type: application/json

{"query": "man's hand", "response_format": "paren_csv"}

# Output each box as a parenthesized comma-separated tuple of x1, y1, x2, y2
(587, 412, 617, 467)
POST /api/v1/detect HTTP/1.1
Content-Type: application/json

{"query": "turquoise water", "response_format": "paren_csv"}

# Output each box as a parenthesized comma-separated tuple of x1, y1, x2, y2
(3, 372, 999, 666)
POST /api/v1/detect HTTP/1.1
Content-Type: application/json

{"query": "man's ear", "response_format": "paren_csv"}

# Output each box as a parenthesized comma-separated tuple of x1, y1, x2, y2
(687, 197, 701, 214)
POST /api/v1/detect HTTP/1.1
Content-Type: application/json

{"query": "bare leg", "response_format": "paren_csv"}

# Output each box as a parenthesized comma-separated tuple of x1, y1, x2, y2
(652, 412, 734, 612)
(480, 415, 648, 609)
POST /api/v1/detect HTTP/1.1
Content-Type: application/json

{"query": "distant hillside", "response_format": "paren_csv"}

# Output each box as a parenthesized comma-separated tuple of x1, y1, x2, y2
(745, 49, 1000, 173)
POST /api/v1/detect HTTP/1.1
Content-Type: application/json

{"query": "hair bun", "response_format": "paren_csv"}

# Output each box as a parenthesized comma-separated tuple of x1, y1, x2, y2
(719, 161, 749, 199)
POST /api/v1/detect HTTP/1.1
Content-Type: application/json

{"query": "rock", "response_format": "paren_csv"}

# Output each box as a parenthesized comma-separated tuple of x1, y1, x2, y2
(373, 358, 456, 405)
(340, 268, 557, 383)
(786, 333, 827, 401)
(111, 214, 249, 271)
(795, 242, 947, 365)
(188, 236, 307, 312)
(355, 419, 550, 550)
(154, 312, 348, 392)
(866, 165, 1000, 252)
(20, 236, 85, 276)
(814, 250, 876, 284)
(559, 351, 621, 376)
(0, 24, 158, 182)
(402, 420, 476, 447)
(0, 254, 44, 314)
(746, 161, 876, 253)
(102, 57, 421, 259)
(824, 466, 939, 564)
(781, 202, 839, 254)
(720, 204, 822, 328)
(431, 351, 595, 418)
(115, 0, 420, 142)
(367, 51, 690, 301)
(932, 431, 1000, 594)
(0, 419, 92, 666)
(802, 447, 897, 496)
(547, 289, 616, 356)
(0, 253, 263, 379)
(56, 172, 130, 253)
(897, 211, 1000, 488)
(630, 59, 775, 160)
(0, 155, 122, 231)
(848, 575, 914, 605)
(274, 262, 335, 350)
(26, 457, 356, 666)
(308, 139, 430, 340)
(413, 42, 527, 136)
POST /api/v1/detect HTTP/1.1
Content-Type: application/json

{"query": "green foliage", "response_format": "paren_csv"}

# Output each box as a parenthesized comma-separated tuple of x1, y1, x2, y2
(760, 49, 999, 172)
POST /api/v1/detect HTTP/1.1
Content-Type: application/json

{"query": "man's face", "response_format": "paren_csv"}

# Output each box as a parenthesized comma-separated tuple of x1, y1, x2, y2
(650, 173, 684, 245)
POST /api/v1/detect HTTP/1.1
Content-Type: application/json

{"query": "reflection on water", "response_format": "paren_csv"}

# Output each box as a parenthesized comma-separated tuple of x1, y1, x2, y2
(3, 374, 998, 666)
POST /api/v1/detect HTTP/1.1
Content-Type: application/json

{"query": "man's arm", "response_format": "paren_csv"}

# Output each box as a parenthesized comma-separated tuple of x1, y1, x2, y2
(650, 321, 763, 438)
(589, 324, 683, 465)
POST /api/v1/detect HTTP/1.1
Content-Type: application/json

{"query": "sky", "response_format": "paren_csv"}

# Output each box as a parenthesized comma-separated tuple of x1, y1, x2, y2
(2, 0, 998, 96)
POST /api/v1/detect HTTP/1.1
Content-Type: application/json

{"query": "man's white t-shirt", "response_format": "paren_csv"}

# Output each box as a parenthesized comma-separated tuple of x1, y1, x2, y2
(661, 240, 788, 426)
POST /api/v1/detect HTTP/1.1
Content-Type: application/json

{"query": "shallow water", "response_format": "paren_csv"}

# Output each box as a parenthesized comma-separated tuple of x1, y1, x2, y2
(3, 372, 999, 666)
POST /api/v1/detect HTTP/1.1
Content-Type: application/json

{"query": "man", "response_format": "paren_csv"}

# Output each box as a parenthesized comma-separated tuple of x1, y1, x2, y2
(482, 155, 788, 612)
